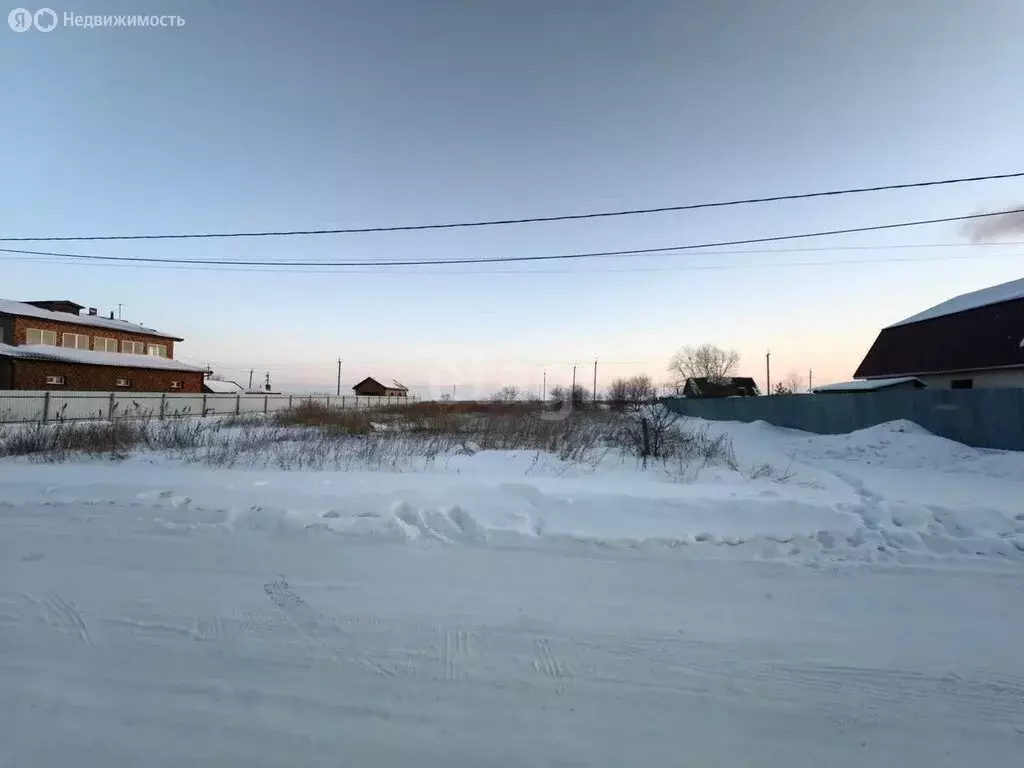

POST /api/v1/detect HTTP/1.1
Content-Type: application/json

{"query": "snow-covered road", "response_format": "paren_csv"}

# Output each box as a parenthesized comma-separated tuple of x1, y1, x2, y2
(3, 492, 1024, 766)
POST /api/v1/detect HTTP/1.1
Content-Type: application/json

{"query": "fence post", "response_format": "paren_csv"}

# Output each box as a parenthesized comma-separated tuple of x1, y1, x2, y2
(201, 393, 207, 417)
(235, 394, 241, 415)
(341, 395, 346, 409)
(108, 392, 115, 421)
(327, 396, 331, 408)
(288, 395, 293, 409)
(264, 394, 268, 414)
(42, 391, 50, 423)
(160, 393, 167, 420)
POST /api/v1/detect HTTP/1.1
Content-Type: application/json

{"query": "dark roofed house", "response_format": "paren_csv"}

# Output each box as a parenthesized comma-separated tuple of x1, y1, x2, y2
(682, 376, 760, 398)
(352, 376, 409, 398)
(853, 277, 1024, 389)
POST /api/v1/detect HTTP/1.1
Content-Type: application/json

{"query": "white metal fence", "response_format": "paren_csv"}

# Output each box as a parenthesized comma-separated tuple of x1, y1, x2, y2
(0, 391, 417, 424)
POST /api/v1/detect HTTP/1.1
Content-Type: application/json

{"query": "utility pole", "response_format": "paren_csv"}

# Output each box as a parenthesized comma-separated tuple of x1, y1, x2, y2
(336, 358, 341, 396)
(571, 364, 577, 406)
(117, 303, 123, 320)
(542, 369, 547, 402)
(265, 371, 270, 392)
(593, 359, 598, 406)
(808, 369, 813, 393)
(248, 369, 254, 390)
(765, 352, 771, 396)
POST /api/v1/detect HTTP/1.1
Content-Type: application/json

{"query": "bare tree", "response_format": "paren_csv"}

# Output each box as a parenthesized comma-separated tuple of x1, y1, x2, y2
(774, 370, 805, 395)
(490, 385, 521, 404)
(667, 344, 740, 389)
(549, 384, 590, 409)
(606, 374, 657, 410)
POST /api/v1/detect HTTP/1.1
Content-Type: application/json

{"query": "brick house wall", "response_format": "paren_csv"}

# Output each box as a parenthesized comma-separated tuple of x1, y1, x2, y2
(0, 359, 11, 389)
(9, 359, 203, 392)
(9, 316, 177, 357)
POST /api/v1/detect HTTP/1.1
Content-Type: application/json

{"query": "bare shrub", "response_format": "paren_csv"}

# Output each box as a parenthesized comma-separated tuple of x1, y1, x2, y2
(490, 386, 521, 404)
(606, 374, 656, 411)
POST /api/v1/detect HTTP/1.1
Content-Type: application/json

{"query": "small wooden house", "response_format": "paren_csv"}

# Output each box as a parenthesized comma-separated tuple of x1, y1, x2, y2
(352, 376, 408, 398)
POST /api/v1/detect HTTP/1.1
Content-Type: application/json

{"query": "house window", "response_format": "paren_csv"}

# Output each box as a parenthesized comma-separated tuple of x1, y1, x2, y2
(115, 377, 132, 388)
(147, 344, 167, 358)
(94, 337, 118, 353)
(951, 378, 973, 390)
(45, 375, 66, 385)
(26, 328, 58, 346)
(122, 341, 145, 355)
(62, 332, 90, 350)
(170, 380, 182, 389)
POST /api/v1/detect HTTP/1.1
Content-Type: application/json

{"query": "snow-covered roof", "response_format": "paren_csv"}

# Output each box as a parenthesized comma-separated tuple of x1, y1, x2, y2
(0, 343, 207, 372)
(813, 376, 923, 393)
(887, 277, 1024, 328)
(353, 376, 409, 391)
(203, 379, 245, 394)
(0, 299, 181, 340)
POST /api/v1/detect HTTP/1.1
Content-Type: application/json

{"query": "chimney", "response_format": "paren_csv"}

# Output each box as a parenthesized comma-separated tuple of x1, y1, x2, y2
(109, 311, 115, 319)
(88, 307, 97, 316)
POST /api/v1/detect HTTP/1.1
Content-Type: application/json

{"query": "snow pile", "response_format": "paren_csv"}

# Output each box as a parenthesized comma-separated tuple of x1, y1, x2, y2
(2, 415, 1022, 566)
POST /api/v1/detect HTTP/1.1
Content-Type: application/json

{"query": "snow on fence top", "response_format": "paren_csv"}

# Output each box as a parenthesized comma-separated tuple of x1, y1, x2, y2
(887, 277, 1024, 327)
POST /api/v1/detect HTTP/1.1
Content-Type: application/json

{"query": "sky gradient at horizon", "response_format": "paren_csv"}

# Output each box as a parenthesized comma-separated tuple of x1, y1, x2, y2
(3, 0, 1023, 396)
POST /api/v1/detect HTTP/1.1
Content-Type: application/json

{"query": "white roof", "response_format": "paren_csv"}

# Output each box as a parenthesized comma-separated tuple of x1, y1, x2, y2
(813, 376, 922, 393)
(0, 299, 180, 339)
(0, 343, 207, 372)
(203, 379, 245, 393)
(887, 277, 1024, 328)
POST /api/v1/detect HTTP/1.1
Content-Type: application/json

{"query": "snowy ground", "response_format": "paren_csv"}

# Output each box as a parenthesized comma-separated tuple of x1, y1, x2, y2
(2, 418, 1023, 766)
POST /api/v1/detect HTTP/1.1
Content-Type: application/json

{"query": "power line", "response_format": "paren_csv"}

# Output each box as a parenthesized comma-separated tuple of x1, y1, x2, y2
(1, 208, 1021, 268)
(1, 171, 1021, 242)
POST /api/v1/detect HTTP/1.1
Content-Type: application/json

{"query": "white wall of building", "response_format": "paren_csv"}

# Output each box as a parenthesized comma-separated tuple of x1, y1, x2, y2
(915, 368, 1024, 389)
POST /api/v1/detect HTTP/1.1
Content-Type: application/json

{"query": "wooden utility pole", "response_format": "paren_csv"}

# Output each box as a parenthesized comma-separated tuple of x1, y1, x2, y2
(765, 352, 771, 396)
(336, 359, 341, 396)
(592, 359, 598, 405)
(248, 369, 254, 390)
(264, 371, 271, 391)
(808, 369, 813, 393)
(542, 369, 547, 402)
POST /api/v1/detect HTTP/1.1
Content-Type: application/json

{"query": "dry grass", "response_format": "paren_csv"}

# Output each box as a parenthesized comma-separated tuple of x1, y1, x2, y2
(0, 401, 772, 479)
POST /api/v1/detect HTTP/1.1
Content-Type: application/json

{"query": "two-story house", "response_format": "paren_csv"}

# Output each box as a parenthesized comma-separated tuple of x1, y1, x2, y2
(0, 299, 207, 392)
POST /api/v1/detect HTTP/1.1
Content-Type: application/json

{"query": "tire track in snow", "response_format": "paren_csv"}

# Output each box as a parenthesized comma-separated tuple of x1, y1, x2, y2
(533, 637, 573, 694)
(23, 593, 93, 646)
(264, 578, 396, 678)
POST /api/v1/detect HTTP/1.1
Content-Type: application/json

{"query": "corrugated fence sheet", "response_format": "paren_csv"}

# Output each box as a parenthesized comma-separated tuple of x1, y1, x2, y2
(662, 389, 1024, 451)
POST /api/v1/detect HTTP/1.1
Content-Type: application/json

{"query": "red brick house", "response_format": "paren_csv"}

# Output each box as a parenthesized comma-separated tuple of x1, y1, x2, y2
(0, 299, 206, 392)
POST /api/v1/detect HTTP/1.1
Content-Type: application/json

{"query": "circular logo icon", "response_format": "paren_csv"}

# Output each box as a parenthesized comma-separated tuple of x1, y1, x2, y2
(34, 7, 57, 31)
(8, 7, 33, 31)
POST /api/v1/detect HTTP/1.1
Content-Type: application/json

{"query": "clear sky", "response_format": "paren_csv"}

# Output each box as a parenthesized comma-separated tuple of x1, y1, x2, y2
(2, 0, 1024, 396)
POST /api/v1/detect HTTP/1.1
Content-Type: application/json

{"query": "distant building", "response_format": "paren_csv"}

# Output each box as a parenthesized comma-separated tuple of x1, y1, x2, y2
(203, 379, 246, 394)
(0, 298, 205, 392)
(854, 277, 1024, 389)
(813, 376, 925, 395)
(682, 376, 760, 398)
(352, 376, 409, 398)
